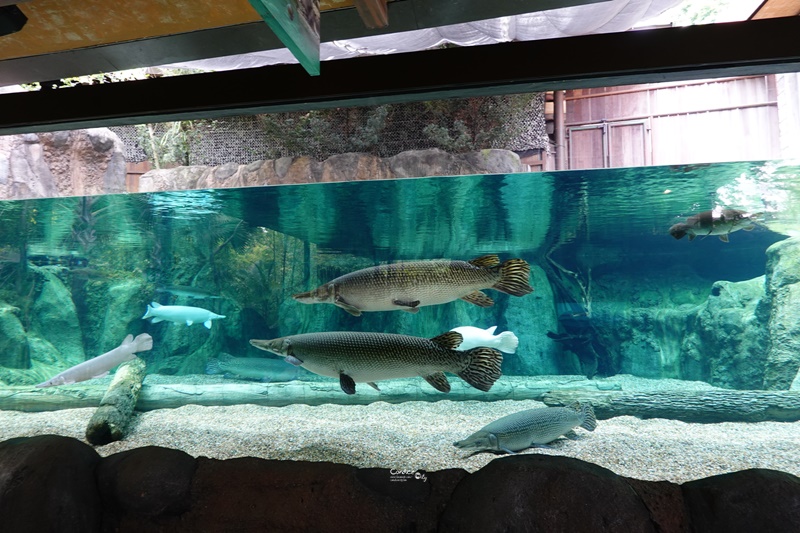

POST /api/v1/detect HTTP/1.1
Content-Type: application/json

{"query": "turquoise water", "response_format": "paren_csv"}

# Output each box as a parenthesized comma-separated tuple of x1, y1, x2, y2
(1, 160, 799, 398)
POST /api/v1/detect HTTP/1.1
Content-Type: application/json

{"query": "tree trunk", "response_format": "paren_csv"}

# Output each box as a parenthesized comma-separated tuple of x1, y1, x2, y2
(2, 376, 616, 412)
(85, 357, 146, 445)
(542, 389, 800, 423)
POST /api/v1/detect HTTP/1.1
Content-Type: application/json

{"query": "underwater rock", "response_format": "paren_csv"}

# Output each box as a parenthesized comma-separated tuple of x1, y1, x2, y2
(86, 277, 151, 356)
(0, 435, 103, 532)
(503, 264, 560, 375)
(0, 303, 28, 368)
(30, 267, 85, 366)
(680, 277, 769, 389)
(137, 149, 525, 192)
(764, 237, 800, 389)
(590, 266, 709, 380)
(0, 128, 126, 200)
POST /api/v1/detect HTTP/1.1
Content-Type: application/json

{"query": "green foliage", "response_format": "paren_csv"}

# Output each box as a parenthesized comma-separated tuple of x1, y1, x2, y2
(136, 121, 194, 168)
(421, 94, 539, 152)
(216, 228, 307, 327)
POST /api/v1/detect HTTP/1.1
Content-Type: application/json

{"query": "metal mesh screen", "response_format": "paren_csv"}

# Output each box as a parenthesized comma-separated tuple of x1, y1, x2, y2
(111, 93, 548, 165)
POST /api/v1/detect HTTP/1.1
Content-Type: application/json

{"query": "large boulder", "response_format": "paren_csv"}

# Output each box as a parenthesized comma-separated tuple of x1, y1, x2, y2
(0, 435, 103, 533)
(0, 128, 126, 200)
(504, 264, 559, 375)
(763, 237, 800, 389)
(680, 277, 769, 389)
(0, 302, 28, 368)
(440, 454, 655, 532)
(591, 266, 708, 379)
(29, 267, 84, 365)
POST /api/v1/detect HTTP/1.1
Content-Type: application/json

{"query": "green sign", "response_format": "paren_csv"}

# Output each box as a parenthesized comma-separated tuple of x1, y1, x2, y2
(248, 0, 321, 76)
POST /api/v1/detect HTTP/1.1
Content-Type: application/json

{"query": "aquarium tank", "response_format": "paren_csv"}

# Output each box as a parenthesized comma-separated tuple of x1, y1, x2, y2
(1, 130, 799, 488)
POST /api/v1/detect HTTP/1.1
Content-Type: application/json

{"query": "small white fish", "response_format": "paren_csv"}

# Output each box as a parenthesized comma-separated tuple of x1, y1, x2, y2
(35, 333, 153, 388)
(450, 326, 518, 354)
(142, 302, 225, 329)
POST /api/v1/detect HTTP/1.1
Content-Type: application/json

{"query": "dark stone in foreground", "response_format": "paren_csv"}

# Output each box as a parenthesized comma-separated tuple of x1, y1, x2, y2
(683, 468, 800, 533)
(439, 454, 655, 532)
(1, 435, 799, 532)
(0, 435, 102, 533)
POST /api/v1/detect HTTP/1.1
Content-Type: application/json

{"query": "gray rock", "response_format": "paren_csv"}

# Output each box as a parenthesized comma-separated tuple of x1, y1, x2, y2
(680, 278, 769, 389)
(764, 237, 800, 389)
(90, 277, 151, 355)
(0, 128, 126, 200)
(29, 267, 84, 366)
(0, 303, 28, 368)
(462, 149, 523, 174)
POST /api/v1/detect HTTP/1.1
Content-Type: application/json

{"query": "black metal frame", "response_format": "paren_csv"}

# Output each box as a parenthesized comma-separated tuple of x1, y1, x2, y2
(1, 17, 799, 135)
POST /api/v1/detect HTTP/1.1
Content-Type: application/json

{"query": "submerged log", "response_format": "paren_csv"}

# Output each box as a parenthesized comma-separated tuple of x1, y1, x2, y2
(85, 357, 146, 445)
(542, 389, 800, 423)
(0, 376, 618, 412)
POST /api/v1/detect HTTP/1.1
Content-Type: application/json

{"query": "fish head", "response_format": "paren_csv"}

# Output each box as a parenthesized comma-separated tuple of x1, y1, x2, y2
(292, 284, 335, 305)
(453, 430, 499, 452)
(250, 337, 293, 357)
(668, 223, 691, 240)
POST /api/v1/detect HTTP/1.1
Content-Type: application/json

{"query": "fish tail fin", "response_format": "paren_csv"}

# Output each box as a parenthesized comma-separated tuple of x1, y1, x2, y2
(493, 259, 533, 296)
(142, 302, 160, 319)
(580, 403, 597, 432)
(131, 333, 153, 353)
(458, 347, 503, 392)
(496, 331, 519, 354)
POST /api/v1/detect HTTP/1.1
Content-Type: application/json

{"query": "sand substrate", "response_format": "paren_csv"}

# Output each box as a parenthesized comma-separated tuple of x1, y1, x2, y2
(1, 396, 798, 484)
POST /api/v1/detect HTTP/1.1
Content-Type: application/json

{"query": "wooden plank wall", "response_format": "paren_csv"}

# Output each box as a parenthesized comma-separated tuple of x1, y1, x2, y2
(565, 76, 782, 169)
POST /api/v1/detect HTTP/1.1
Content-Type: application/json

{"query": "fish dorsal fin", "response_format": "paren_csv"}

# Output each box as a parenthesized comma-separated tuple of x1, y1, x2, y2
(485, 326, 498, 335)
(468, 255, 500, 268)
(430, 331, 463, 350)
(150, 302, 162, 308)
(122, 334, 134, 345)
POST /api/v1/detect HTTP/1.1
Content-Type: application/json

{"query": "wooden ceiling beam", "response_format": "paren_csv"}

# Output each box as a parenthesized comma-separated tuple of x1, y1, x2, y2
(1, 16, 799, 135)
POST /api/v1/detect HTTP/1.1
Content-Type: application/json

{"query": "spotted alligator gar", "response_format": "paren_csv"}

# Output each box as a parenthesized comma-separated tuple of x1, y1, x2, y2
(454, 403, 597, 454)
(250, 330, 502, 394)
(293, 255, 533, 316)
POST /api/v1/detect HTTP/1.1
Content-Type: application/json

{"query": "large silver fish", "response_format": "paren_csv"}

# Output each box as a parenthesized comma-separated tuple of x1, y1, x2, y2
(205, 352, 306, 382)
(293, 255, 533, 316)
(249, 331, 502, 394)
(669, 208, 761, 242)
(454, 403, 596, 454)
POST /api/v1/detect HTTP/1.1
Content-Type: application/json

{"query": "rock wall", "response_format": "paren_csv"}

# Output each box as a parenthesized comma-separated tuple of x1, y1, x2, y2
(138, 148, 525, 191)
(585, 237, 800, 390)
(0, 129, 126, 200)
(763, 238, 800, 389)
(2, 435, 799, 533)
